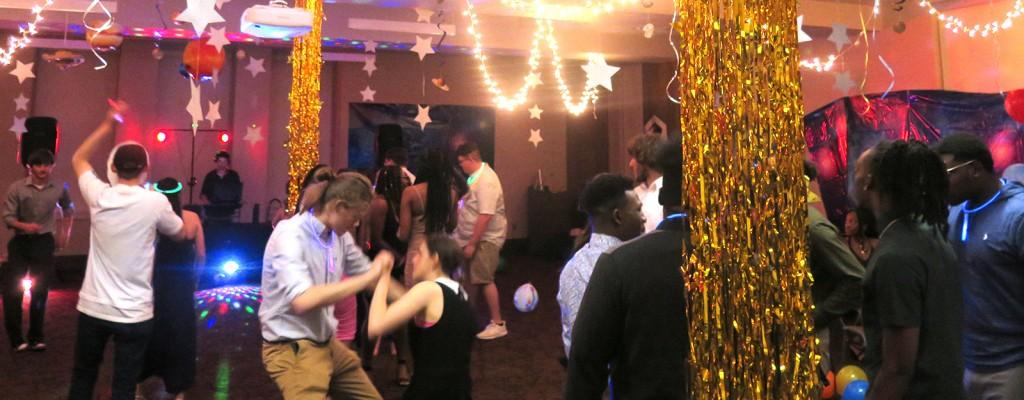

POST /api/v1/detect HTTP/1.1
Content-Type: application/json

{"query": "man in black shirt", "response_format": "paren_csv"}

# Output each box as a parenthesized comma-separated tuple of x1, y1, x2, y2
(200, 151, 242, 220)
(566, 142, 688, 399)
(851, 140, 964, 400)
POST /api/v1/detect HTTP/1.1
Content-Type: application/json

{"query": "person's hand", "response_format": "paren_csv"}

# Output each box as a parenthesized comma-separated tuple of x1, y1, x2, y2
(21, 223, 42, 234)
(375, 250, 395, 273)
(462, 243, 476, 260)
(106, 99, 129, 123)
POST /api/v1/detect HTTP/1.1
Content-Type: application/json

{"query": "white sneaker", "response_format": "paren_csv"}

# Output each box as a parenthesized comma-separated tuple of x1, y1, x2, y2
(476, 321, 508, 340)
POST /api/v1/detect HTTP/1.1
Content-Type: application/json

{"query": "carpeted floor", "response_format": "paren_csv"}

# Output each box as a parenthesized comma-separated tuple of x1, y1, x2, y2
(0, 254, 568, 399)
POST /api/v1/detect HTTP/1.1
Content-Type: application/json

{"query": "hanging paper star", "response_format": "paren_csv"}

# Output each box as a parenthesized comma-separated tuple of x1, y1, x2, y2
(14, 94, 30, 112)
(528, 129, 543, 148)
(246, 57, 265, 78)
(415, 105, 432, 130)
(206, 100, 221, 127)
(211, 68, 220, 86)
(364, 40, 378, 53)
(582, 55, 620, 91)
(9, 116, 26, 137)
(525, 72, 542, 88)
(207, 27, 230, 53)
(414, 7, 435, 23)
(186, 81, 203, 134)
(360, 86, 376, 102)
(833, 71, 856, 94)
(215, 0, 231, 9)
(176, 0, 225, 37)
(363, 55, 377, 77)
(528, 104, 543, 120)
(9, 61, 35, 84)
(244, 124, 264, 145)
(828, 23, 850, 52)
(411, 36, 435, 61)
(797, 15, 812, 43)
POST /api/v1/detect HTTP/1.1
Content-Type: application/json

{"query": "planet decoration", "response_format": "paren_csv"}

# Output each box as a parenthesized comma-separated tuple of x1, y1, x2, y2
(42, 50, 86, 71)
(85, 23, 123, 52)
(513, 282, 539, 312)
(181, 37, 226, 82)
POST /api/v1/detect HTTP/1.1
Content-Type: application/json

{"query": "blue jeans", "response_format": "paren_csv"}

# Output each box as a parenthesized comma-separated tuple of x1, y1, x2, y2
(68, 312, 153, 400)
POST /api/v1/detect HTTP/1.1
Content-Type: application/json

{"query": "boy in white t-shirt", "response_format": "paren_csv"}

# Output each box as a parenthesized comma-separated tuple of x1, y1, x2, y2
(67, 101, 186, 400)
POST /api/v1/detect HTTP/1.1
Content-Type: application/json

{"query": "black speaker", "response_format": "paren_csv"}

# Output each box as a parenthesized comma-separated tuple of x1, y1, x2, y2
(377, 123, 403, 167)
(19, 117, 60, 166)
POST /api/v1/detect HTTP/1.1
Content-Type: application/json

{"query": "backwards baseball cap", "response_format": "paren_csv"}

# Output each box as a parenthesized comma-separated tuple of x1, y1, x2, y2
(113, 143, 148, 174)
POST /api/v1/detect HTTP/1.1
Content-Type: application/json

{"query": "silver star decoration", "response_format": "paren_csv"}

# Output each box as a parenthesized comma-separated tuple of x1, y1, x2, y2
(364, 40, 378, 53)
(245, 57, 265, 78)
(360, 86, 376, 102)
(244, 124, 264, 145)
(828, 23, 850, 52)
(414, 105, 432, 130)
(14, 94, 29, 112)
(206, 100, 221, 128)
(414, 7, 434, 23)
(833, 71, 856, 95)
(9, 116, 26, 138)
(411, 36, 435, 61)
(9, 61, 35, 84)
(176, 0, 225, 37)
(207, 26, 230, 53)
(363, 55, 377, 77)
(215, 0, 231, 9)
(528, 129, 543, 148)
(186, 80, 204, 134)
(528, 104, 543, 120)
(797, 15, 812, 43)
(582, 55, 620, 91)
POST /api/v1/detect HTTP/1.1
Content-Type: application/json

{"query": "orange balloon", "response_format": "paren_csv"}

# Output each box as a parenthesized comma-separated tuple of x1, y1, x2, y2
(85, 23, 123, 51)
(820, 371, 835, 399)
(182, 38, 225, 81)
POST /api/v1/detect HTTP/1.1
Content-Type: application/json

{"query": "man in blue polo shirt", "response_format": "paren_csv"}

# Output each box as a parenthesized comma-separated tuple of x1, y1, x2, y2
(937, 134, 1024, 399)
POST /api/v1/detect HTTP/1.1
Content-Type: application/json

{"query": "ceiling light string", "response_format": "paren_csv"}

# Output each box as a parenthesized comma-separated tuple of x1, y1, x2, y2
(542, 19, 599, 115)
(0, 0, 55, 66)
(464, 0, 544, 110)
(919, 0, 1023, 37)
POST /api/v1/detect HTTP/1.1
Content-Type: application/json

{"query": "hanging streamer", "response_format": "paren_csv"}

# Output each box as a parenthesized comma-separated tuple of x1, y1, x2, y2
(879, 55, 895, 99)
(83, 0, 114, 70)
(666, 7, 681, 104)
(857, 11, 872, 115)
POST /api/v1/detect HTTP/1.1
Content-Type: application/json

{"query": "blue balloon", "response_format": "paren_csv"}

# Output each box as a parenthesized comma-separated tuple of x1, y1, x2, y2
(842, 379, 869, 400)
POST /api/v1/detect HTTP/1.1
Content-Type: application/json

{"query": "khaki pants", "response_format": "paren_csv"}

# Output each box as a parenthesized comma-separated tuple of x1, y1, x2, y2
(965, 363, 1024, 400)
(468, 241, 501, 285)
(262, 338, 382, 400)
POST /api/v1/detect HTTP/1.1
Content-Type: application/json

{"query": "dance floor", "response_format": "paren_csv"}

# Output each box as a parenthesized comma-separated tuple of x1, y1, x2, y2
(0, 255, 566, 399)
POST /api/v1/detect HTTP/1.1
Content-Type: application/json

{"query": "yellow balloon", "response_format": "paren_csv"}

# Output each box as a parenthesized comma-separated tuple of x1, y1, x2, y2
(836, 365, 868, 394)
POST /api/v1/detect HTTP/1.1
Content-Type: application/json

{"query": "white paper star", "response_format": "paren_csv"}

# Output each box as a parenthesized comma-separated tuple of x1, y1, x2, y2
(415, 105, 432, 130)
(833, 71, 856, 95)
(246, 57, 265, 78)
(528, 104, 543, 120)
(211, 68, 220, 86)
(244, 124, 264, 145)
(582, 55, 620, 91)
(525, 72, 542, 88)
(176, 0, 225, 36)
(206, 100, 221, 127)
(207, 27, 230, 53)
(414, 7, 435, 23)
(411, 36, 435, 61)
(9, 116, 26, 137)
(797, 15, 812, 43)
(828, 23, 850, 52)
(360, 86, 376, 102)
(215, 0, 231, 9)
(528, 129, 543, 148)
(9, 61, 34, 84)
(186, 80, 203, 134)
(364, 40, 378, 53)
(14, 94, 29, 112)
(363, 55, 377, 77)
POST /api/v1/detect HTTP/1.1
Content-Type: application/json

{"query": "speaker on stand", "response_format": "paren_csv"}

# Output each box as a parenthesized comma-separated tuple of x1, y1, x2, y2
(376, 123, 404, 167)
(18, 117, 60, 166)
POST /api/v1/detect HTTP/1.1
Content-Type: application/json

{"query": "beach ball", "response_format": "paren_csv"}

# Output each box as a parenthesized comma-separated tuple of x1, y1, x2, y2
(836, 365, 867, 394)
(513, 283, 538, 312)
(182, 37, 225, 82)
(841, 379, 869, 400)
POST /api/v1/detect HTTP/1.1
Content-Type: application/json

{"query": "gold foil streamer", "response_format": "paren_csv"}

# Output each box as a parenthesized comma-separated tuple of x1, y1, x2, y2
(285, 0, 324, 211)
(677, 0, 816, 398)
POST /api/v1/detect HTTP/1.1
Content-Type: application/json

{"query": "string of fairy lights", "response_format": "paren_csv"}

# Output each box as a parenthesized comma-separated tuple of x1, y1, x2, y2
(0, 0, 54, 66)
(919, 0, 1024, 37)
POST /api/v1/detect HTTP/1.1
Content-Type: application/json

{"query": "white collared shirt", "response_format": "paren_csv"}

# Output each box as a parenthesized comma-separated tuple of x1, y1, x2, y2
(635, 176, 664, 233)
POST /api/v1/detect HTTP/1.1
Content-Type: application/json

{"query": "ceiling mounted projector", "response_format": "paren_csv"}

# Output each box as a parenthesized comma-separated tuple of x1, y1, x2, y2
(241, 0, 314, 39)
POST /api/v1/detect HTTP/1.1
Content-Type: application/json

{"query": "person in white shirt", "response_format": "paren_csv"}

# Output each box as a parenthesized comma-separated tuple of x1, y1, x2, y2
(627, 134, 666, 233)
(67, 101, 187, 400)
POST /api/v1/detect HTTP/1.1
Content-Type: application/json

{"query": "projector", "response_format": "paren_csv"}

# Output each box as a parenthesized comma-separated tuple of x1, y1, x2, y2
(240, 1, 314, 39)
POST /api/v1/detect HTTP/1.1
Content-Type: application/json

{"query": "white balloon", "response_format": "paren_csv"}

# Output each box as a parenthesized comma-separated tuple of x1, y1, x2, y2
(513, 283, 539, 312)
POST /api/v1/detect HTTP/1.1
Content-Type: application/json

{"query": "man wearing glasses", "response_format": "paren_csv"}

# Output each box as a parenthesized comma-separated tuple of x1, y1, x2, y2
(936, 134, 1024, 400)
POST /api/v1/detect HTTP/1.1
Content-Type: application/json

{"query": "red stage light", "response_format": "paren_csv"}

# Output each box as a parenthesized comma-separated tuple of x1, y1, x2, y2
(156, 131, 168, 143)
(220, 132, 230, 143)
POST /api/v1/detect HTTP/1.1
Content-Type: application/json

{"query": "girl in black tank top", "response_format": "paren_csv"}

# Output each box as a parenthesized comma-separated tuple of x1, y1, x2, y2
(367, 234, 477, 399)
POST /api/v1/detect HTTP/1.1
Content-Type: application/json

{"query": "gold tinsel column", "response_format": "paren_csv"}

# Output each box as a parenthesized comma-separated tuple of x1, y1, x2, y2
(285, 0, 324, 210)
(677, 0, 815, 398)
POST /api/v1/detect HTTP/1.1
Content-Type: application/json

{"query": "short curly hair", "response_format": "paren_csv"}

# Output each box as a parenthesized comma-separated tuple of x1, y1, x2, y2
(627, 134, 665, 171)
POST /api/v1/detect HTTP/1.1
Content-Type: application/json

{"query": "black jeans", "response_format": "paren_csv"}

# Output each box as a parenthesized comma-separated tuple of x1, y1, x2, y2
(68, 313, 153, 400)
(2, 233, 55, 347)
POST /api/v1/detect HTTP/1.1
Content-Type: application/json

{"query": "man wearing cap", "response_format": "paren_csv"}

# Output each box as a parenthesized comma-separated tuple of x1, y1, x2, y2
(200, 151, 243, 220)
(67, 101, 187, 400)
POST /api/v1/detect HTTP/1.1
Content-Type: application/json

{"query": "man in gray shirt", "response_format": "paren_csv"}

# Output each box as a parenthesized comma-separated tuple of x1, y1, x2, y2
(2, 149, 74, 352)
